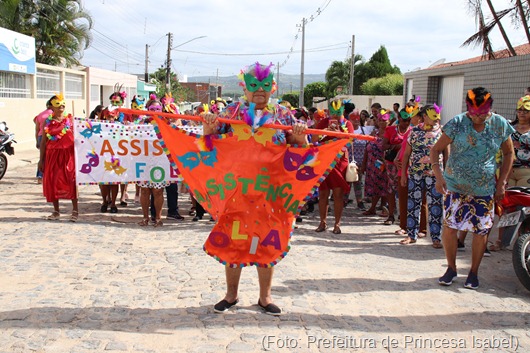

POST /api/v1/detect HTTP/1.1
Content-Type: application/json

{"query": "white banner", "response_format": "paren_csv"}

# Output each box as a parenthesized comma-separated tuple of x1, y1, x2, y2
(74, 118, 201, 185)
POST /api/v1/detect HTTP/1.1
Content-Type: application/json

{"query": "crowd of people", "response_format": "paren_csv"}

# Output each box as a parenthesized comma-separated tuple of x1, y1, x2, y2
(33, 61, 530, 314)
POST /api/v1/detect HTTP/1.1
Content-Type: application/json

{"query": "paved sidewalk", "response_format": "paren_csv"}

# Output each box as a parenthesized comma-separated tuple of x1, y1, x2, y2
(0, 156, 529, 353)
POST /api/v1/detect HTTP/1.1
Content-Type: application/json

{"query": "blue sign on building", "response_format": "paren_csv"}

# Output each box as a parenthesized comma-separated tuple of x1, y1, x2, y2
(0, 27, 36, 74)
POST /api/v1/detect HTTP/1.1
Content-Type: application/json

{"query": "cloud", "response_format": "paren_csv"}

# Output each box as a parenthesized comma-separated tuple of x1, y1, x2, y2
(80, 0, 525, 78)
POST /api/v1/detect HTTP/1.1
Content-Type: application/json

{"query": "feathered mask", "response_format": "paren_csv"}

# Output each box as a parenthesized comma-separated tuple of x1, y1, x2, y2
(378, 109, 390, 121)
(329, 100, 344, 117)
(238, 61, 276, 94)
(110, 83, 127, 106)
(426, 103, 442, 121)
(405, 95, 421, 117)
(466, 90, 492, 115)
(50, 93, 66, 108)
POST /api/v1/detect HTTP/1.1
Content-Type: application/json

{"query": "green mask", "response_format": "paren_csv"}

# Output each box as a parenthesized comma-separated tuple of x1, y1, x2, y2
(244, 73, 274, 92)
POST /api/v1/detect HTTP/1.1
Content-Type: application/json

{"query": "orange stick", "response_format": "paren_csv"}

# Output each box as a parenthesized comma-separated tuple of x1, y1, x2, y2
(117, 108, 376, 141)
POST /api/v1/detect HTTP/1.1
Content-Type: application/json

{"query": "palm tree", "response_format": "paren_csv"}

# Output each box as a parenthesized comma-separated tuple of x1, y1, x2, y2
(484, 0, 517, 55)
(0, 0, 93, 67)
(462, 0, 497, 58)
(325, 60, 350, 97)
(513, 0, 530, 44)
(463, 0, 530, 58)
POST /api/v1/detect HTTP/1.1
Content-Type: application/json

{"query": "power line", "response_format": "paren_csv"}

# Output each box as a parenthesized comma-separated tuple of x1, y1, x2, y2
(172, 42, 348, 57)
(278, 0, 333, 68)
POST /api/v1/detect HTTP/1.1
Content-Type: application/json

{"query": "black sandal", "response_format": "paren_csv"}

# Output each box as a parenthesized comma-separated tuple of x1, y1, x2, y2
(100, 204, 108, 213)
(383, 216, 395, 225)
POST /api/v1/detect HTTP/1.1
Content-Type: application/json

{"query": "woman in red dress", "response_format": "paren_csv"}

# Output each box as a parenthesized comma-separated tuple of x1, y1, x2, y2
(38, 94, 79, 221)
(313, 100, 353, 234)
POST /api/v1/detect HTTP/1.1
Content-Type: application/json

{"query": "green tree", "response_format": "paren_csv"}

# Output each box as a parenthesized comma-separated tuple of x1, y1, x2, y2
(353, 46, 400, 94)
(0, 0, 93, 67)
(324, 54, 364, 96)
(303, 81, 327, 107)
(360, 73, 404, 96)
(280, 93, 299, 108)
(325, 61, 349, 97)
(149, 68, 187, 101)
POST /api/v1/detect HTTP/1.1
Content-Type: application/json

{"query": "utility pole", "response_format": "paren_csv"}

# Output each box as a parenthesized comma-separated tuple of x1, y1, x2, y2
(348, 35, 355, 95)
(166, 32, 173, 92)
(215, 68, 219, 100)
(298, 18, 306, 108)
(144, 44, 149, 82)
(276, 62, 280, 98)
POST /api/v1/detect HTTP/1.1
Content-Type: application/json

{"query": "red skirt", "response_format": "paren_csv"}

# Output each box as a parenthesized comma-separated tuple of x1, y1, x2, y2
(43, 136, 77, 202)
(319, 155, 350, 193)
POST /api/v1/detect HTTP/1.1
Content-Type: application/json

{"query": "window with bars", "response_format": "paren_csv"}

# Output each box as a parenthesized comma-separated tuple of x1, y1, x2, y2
(36, 69, 60, 99)
(0, 71, 31, 98)
(65, 72, 84, 99)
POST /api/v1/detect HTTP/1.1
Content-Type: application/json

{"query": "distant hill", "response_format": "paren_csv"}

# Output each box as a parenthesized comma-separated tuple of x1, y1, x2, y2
(187, 73, 326, 96)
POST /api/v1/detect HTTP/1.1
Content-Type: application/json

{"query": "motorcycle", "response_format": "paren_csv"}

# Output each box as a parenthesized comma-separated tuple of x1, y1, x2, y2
(496, 186, 530, 291)
(0, 121, 16, 180)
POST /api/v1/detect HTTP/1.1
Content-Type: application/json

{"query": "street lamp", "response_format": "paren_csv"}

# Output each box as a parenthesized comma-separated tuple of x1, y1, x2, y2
(171, 36, 207, 51)
(165, 35, 207, 91)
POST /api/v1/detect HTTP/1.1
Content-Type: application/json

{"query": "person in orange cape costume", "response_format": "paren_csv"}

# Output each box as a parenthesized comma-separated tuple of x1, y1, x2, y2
(153, 62, 351, 315)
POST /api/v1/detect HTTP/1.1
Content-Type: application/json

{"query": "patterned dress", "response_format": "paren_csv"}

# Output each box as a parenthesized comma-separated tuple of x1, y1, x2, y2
(364, 136, 388, 197)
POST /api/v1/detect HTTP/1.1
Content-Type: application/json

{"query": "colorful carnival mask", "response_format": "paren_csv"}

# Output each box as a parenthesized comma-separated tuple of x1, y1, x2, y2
(240, 62, 275, 93)
(329, 100, 344, 117)
(131, 95, 145, 110)
(405, 96, 421, 117)
(466, 90, 492, 116)
(378, 109, 390, 121)
(399, 110, 411, 120)
(426, 103, 442, 121)
(517, 95, 530, 111)
(50, 93, 66, 108)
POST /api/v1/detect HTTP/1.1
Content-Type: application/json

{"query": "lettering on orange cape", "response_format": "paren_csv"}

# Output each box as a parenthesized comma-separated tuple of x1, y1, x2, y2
(154, 116, 351, 267)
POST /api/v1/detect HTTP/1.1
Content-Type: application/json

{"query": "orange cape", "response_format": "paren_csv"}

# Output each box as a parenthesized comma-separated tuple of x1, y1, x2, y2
(154, 116, 351, 267)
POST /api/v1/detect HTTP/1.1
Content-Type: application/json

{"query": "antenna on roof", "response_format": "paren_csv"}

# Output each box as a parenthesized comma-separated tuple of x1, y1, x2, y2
(428, 58, 446, 68)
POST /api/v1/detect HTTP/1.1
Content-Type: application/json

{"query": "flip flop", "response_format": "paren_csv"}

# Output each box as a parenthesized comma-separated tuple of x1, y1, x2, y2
(399, 237, 416, 245)
(46, 211, 60, 221)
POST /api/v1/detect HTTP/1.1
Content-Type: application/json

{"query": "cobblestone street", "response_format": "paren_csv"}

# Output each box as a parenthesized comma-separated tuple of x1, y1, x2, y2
(0, 153, 529, 352)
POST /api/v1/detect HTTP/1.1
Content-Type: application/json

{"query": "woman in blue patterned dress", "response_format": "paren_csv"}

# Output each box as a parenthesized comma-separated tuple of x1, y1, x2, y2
(431, 87, 514, 290)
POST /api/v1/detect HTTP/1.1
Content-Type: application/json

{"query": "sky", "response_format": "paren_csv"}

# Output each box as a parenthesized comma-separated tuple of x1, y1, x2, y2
(78, 0, 528, 80)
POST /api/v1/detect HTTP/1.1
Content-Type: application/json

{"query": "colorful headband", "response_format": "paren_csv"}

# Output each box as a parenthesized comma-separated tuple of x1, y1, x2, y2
(50, 93, 65, 108)
(426, 103, 442, 121)
(378, 109, 390, 121)
(329, 100, 344, 116)
(399, 110, 411, 120)
(238, 62, 276, 94)
(517, 95, 530, 111)
(466, 90, 492, 115)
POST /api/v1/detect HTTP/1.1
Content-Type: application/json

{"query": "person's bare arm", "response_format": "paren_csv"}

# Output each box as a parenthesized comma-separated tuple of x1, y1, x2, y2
(495, 137, 515, 201)
(400, 143, 412, 187)
(430, 132, 452, 195)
